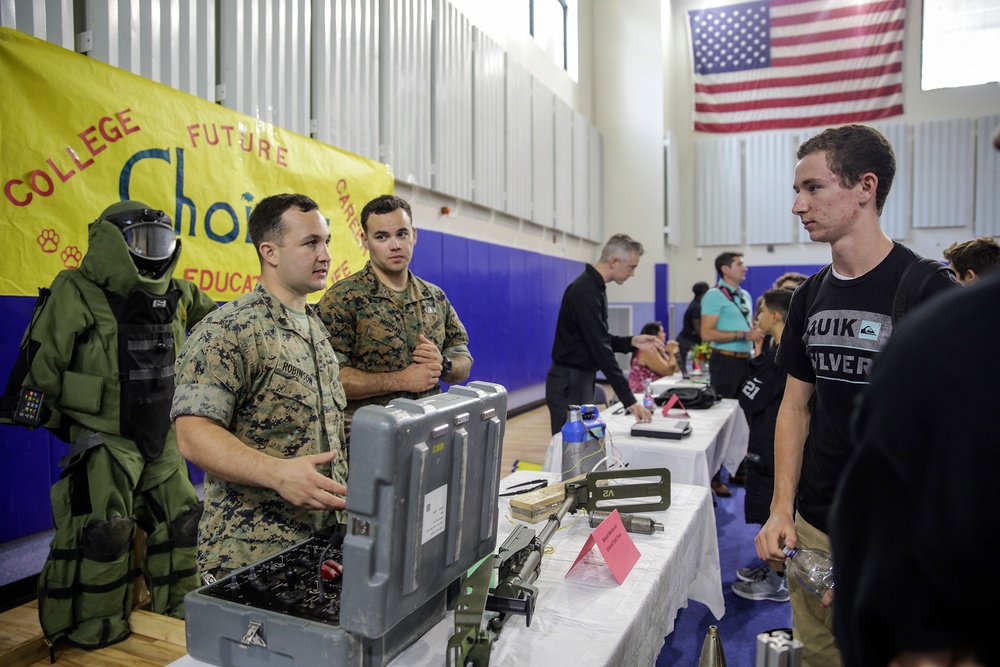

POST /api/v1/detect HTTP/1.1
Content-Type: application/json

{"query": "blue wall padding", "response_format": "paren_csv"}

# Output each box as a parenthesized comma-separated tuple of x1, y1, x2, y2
(743, 263, 826, 303)
(655, 263, 670, 332)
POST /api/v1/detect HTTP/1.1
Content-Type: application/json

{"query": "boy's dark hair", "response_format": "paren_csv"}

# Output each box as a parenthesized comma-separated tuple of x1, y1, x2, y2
(361, 195, 412, 232)
(774, 272, 807, 289)
(943, 236, 1000, 279)
(248, 193, 320, 261)
(797, 124, 896, 215)
(639, 321, 664, 336)
(761, 287, 794, 319)
(714, 252, 743, 277)
(692, 281, 710, 298)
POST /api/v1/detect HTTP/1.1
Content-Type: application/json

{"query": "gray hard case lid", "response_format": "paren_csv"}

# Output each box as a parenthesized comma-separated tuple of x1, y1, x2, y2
(339, 381, 506, 638)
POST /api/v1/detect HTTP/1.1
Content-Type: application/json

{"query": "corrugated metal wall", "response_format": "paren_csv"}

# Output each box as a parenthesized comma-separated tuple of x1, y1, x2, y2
(380, 0, 432, 186)
(913, 118, 974, 229)
(588, 126, 603, 242)
(975, 115, 1000, 236)
(553, 97, 573, 233)
(745, 132, 796, 245)
(84, 0, 217, 102)
(695, 137, 742, 246)
(504, 56, 533, 221)
(471, 27, 505, 211)
(531, 78, 554, 228)
(572, 110, 590, 240)
(872, 122, 910, 241)
(1, 0, 74, 49)
(312, 0, 380, 161)
(218, 1, 312, 135)
(431, 0, 471, 199)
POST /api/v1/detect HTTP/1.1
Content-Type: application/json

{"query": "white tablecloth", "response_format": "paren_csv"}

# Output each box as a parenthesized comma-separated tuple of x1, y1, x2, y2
(542, 394, 749, 489)
(391, 470, 724, 666)
(170, 471, 724, 667)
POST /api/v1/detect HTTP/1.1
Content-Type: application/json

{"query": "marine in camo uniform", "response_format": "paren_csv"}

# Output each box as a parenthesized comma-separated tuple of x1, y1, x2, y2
(316, 195, 472, 437)
(172, 194, 348, 578)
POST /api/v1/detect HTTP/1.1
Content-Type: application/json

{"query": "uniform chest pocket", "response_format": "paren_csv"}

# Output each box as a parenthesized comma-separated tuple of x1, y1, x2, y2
(254, 371, 320, 451)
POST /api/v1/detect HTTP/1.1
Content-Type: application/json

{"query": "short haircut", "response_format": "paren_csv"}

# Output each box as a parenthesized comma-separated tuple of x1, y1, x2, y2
(640, 321, 664, 336)
(774, 272, 807, 289)
(248, 193, 319, 260)
(692, 281, 710, 298)
(361, 194, 412, 232)
(761, 287, 794, 319)
(797, 124, 896, 215)
(599, 234, 644, 263)
(943, 236, 1000, 278)
(714, 251, 743, 276)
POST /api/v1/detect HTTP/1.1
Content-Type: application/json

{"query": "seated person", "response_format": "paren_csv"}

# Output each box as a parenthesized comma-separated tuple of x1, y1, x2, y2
(628, 321, 680, 393)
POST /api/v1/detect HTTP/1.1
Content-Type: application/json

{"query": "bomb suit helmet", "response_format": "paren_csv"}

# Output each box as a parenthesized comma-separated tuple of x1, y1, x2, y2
(98, 200, 178, 277)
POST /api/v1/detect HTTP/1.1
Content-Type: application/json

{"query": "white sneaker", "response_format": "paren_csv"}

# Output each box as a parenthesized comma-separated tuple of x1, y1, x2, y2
(732, 567, 789, 602)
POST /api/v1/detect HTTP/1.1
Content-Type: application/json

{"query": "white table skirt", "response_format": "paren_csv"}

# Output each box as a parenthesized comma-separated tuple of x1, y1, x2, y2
(170, 471, 724, 667)
(543, 395, 749, 489)
(391, 470, 724, 666)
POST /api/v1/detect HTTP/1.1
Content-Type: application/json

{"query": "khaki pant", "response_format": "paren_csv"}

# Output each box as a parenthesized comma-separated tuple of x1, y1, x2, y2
(790, 513, 841, 666)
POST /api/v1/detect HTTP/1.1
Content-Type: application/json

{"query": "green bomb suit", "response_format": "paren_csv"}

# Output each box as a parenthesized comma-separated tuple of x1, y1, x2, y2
(16, 220, 217, 648)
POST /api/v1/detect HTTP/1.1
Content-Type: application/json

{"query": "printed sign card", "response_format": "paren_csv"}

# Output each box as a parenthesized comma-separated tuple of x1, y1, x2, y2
(566, 509, 640, 584)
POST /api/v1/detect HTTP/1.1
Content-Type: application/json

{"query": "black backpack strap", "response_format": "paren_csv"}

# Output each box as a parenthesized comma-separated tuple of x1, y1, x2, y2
(800, 264, 832, 317)
(892, 258, 951, 325)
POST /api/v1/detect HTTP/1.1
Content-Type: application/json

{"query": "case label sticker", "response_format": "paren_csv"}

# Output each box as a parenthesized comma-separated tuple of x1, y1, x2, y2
(421, 484, 448, 545)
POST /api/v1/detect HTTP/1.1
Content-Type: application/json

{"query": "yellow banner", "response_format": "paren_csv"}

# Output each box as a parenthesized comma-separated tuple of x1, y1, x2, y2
(0, 28, 392, 301)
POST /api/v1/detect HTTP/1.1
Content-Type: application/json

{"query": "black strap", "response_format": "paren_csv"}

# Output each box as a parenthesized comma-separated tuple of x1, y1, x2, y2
(803, 259, 946, 326)
(892, 258, 950, 324)
(716, 284, 752, 326)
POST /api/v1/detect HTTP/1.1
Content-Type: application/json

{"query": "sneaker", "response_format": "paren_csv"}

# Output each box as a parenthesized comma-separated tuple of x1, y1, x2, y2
(736, 561, 770, 583)
(732, 567, 789, 602)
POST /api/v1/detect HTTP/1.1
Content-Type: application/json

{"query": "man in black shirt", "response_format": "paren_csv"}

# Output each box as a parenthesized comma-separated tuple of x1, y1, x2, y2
(545, 234, 664, 435)
(676, 281, 709, 373)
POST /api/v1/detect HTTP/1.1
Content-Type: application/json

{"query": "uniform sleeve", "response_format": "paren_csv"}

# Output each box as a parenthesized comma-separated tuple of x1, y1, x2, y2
(441, 295, 472, 360)
(171, 323, 242, 425)
(314, 286, 355, 367)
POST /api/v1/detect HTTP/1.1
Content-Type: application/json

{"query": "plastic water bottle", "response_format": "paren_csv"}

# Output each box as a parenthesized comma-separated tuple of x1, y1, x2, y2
(783, 546, 834, 599)
(560, 405, 589, 480)
(642, 379, 655, 411)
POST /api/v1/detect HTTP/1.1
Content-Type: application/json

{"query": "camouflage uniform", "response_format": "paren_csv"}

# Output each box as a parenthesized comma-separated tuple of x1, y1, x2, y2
(171, 283, 348, 574)
(315, 261, 472, 422)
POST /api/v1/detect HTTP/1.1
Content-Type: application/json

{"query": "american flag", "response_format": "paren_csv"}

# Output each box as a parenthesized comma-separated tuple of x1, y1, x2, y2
(688, 0, 905, 133)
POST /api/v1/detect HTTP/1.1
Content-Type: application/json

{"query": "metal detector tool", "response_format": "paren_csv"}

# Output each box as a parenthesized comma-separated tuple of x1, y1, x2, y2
(448, 467, 670, 667)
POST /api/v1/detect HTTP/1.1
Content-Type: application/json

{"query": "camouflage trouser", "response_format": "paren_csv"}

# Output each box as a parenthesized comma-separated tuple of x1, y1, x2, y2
(37, 443, 202, 648)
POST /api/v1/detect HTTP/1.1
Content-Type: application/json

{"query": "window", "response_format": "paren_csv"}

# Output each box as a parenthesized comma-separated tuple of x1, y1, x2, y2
(530, 0, 578, 80)
(922, 0, 1000, 90)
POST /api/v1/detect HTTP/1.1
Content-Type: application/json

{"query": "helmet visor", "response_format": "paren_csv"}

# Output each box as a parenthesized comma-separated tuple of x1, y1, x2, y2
(122, 221, 177, 261)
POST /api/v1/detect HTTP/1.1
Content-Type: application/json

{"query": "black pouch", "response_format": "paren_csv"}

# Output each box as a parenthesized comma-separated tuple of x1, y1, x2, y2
(654, 385, 721, 409)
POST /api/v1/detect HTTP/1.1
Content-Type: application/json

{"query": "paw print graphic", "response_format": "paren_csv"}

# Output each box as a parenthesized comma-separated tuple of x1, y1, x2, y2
(61, 246, 83, 269)
(37, 229, 60, 253)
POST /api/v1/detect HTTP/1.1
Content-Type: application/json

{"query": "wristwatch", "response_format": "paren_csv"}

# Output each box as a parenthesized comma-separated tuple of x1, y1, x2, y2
(441, 356, 453, 378)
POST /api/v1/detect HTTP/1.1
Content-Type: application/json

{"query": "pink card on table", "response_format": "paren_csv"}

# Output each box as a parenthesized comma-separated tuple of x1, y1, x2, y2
(566, 509, 640, 584)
